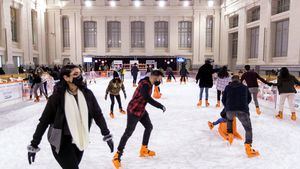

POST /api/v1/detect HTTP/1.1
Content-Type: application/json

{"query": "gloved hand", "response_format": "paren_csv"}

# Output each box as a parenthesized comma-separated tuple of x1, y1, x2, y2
(161, 105, 166, 113)
(103, 134, 114, 153)
(105, 94, 108, 100)
(27, 145, 40, 165)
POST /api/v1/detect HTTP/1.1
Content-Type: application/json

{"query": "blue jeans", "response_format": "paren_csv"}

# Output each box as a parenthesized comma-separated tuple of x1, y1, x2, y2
(199, 87, 209, 100)
(213, 118, 226, 125)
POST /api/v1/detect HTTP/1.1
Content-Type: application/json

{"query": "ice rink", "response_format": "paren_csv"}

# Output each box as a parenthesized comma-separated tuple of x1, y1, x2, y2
(1, 77, 300, 169)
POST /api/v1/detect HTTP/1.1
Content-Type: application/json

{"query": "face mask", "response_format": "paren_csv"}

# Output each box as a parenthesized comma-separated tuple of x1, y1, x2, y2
(154, 80, 161, 86)
(72, 75, 83, 86)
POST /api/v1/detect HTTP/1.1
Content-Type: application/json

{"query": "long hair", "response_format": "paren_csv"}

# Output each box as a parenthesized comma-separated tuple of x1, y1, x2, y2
(218, 66, 229, 79)
(53, 64, 86, 95)
(279, 67, 290, 79)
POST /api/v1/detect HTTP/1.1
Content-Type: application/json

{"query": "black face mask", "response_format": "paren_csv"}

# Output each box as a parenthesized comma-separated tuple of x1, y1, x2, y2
(72, 75, 83, 86)
(154, 81, 161, 86)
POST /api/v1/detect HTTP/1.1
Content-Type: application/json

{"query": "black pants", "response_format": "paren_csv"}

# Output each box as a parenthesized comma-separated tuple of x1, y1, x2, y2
(226, 111, 253, 144)
(133, 75, 138, 84)
(117, 112, 153, 152)
(110, 94, 122, 113)
(180, 76, 187, 82)
(43, 82, 48, 96)
(217, 90, 222, 101)
(51, 136, 83, 169)
(167, 74, 176, 80)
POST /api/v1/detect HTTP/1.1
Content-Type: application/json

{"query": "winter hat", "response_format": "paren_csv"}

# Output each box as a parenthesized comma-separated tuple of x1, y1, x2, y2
(231, 75, 240, 82)
(113, 71, 119, 79)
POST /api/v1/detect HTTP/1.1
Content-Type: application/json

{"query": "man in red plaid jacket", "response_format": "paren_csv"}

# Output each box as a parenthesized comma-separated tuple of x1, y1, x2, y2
(113, 70, 166, 169)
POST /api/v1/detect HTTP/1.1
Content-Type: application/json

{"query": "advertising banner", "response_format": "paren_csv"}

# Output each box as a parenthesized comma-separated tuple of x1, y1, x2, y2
(0, 82, 23, 103)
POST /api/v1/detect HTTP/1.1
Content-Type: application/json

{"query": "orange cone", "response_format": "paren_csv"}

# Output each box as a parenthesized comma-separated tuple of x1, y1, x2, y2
(153, 86, 162, 99)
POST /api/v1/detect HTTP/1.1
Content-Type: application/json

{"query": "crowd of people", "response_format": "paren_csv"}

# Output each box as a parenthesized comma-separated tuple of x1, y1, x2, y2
(195, 59, 300, 158)
(22, 61, 299, 168)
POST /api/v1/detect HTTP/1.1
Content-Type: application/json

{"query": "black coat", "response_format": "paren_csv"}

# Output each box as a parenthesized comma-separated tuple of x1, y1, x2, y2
(222, 81, 252, 114)
(30, 87, 110, 153)
(180, 68, 189, 77)
(131, 65, 139, 77)
(196, 63, 215, 88)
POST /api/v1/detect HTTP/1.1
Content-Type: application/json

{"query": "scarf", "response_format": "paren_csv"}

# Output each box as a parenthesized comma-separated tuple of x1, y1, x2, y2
(64, 89, 89, 151)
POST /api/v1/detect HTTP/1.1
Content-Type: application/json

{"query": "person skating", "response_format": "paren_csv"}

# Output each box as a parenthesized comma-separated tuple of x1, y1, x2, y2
(179, 64, 189, 84)
(222, 75, 259, 158)
(241, 65, 272, 115)
(208, 108, 227, 130)
(119, 66, 125, 81)
(32, 68, 48, 102)
(89, 67, 97, 84)
(215, 66, 231, 108)
(27, 65, 113, 169)
(112, 70, 166, 169)
(166, 66, 176, 82)
(196, 59, 216, 107)
(272, 67, 300, 121)
(105, 71, 127, 119)
(131, 63, 139, 87)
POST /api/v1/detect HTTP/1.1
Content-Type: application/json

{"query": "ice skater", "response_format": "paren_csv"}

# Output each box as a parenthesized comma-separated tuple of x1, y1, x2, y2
(131, 63, 139, 87)
(89, 67, 97, 84)
(196, 59, 216, 107)
(272, 67, 300, 121)
(208, 108, 227, 130)
(112, 70, 166, 169)
(105, 71, 127, 119)
(215, 66, 231, 108)
(27, 65, 114, 169)
(179, 64, 189, 84)
(222, 75, 259, 158)
(166, 66, 176, 82)
(241, 65, 272, 115)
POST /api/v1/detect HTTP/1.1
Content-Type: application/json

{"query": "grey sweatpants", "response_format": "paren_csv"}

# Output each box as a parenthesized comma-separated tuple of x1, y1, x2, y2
(249, 87, 259, 107)
(227, 111, 253, 144)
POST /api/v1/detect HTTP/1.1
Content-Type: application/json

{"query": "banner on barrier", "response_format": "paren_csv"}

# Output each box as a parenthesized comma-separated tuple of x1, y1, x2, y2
(0, 82, 23, 103)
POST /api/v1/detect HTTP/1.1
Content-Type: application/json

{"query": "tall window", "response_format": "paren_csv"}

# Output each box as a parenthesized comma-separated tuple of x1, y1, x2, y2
(155, 21, 168, 48)
(247, 7, 260, 23)
(11, 7, 18, 42)
(131, 21, 145, 48)
(107, 21, 121, 48)
(229, 15, 239, 29)
(249, 27, 259, 58)
(62, 16, 70, 48)
(274, 20, 289, 57)
(206, 16, 213, 49)
(272, 0, 290, 15)
(31, 10, 37, 46)
(231, 32, 238, 59)
(83, 21, 97, 48)
(178, 21, 192, 48)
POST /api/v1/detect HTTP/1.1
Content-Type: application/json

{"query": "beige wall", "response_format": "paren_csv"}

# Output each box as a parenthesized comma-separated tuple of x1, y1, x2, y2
(0, 0, 299, 73)
(220, 0, 300, 72)
(0, 0, 47, 73)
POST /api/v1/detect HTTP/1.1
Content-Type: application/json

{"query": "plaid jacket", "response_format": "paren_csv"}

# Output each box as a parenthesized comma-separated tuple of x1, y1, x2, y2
(128, 77, 162, 117)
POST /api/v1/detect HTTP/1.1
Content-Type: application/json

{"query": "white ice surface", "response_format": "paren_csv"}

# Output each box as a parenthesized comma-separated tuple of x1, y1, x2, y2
(0, 77, 300, 169)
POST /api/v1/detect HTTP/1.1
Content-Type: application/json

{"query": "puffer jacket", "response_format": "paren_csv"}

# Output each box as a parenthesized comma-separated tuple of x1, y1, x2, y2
(106, 79, 125, 96)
